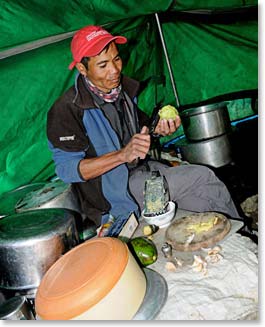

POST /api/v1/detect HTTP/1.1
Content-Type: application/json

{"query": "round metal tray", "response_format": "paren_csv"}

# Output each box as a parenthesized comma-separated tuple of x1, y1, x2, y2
(133, 268, 168, 320)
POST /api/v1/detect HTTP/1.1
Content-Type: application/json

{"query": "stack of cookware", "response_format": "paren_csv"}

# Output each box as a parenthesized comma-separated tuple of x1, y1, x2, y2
(176, 102, 233, 168)
(0, 178, 96, 320)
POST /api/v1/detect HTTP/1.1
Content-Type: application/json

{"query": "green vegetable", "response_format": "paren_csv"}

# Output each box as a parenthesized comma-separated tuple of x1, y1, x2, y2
(159, 105, 179, 120)
(128, 236, 158, 267)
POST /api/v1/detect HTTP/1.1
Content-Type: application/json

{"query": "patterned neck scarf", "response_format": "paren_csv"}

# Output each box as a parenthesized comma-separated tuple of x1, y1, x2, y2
(84, 76, 122, 103)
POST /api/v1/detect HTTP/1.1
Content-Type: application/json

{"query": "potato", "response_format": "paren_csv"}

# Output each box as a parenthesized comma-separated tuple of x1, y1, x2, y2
(143, 224, 159, 236)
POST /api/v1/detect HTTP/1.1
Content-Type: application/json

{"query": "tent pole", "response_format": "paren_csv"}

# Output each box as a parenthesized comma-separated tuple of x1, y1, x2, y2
(155, 13, 180, 108)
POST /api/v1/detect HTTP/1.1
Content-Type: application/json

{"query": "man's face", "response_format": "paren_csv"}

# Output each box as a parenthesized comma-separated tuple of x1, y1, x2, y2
(84, 42, 123, 93)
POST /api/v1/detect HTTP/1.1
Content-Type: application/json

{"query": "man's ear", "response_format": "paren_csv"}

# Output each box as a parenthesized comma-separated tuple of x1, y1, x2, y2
(75, 63, 87, 76)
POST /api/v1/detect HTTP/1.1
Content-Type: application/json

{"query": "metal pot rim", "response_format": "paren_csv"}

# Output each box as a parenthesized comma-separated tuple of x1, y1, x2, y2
(178, 133, 230, 146)
(180, 101, 228, 117)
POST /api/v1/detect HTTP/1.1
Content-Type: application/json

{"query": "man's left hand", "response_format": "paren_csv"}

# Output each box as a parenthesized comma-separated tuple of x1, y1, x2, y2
(154, 116, 181, 136)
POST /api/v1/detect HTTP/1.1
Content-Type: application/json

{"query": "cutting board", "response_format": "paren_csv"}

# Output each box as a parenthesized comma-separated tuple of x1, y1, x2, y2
(165, 212, 231, 252)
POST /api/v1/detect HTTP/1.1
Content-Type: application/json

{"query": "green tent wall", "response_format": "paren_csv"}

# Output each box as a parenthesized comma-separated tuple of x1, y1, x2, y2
(0, 0, 258, 196)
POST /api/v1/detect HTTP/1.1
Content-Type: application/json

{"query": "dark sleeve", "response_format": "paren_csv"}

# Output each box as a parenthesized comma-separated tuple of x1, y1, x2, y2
(46, 91, 91, 183)
(47, 91, 89, 152)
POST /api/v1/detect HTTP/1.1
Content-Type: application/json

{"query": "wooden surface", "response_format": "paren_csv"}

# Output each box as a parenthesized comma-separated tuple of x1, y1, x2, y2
(165, 212, 231, 252)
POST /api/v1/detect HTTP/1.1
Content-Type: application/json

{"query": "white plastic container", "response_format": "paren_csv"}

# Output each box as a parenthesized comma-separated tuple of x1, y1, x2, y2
(142, 201, 176, 228)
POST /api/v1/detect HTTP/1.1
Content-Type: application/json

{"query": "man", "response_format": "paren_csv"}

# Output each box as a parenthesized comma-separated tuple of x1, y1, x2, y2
(47, 25, 241, 230)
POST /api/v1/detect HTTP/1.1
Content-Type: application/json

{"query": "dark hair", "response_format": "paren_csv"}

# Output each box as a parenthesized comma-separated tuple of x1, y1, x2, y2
(81, 57, 90, 69)
(80, 43, 113, 69)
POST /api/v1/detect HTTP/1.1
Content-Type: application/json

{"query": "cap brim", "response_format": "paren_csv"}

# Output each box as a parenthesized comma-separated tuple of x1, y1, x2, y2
(68, 61, 77, 70)
(68, 35, 127, 70)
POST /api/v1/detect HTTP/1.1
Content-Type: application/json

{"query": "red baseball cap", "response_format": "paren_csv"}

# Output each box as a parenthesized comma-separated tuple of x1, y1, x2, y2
(68, 25, 127, 70)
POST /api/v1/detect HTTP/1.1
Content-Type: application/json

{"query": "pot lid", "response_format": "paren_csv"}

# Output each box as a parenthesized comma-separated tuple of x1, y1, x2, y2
(0, 183, 45, 218)
(15, 180, 69, 212)
(35, 237, 129, 320)
(0, 208, 76, 242)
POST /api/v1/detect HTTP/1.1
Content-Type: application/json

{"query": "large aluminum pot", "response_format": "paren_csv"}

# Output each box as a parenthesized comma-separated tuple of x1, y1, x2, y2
(0, 179, 81, 219)
(14, 179, 97, 241)
(180, 102, 231, 141)
(15, 179, 81, 215)
(0, 179, 96, 242)
(0, 182, 46, 219)
(0, 208, 80, 292)
(176, 134, 232, 168)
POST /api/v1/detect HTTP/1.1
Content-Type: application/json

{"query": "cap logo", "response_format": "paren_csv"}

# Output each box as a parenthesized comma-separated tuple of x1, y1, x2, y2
(86, 30, 108, 42)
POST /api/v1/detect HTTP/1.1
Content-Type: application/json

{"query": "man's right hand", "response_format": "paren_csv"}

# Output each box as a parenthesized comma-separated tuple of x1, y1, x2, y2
(121, 126, 151, 163)
(79, 127, 151, 180)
